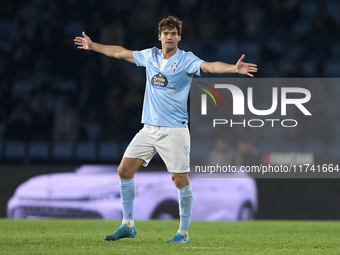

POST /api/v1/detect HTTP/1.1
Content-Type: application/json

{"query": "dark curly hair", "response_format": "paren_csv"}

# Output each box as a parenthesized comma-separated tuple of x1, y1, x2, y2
(158, 16, 183, 36)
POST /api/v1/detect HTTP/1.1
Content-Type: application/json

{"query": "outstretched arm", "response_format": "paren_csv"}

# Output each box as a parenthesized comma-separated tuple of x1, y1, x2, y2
(200, 54, 258, 77)
(74, 32, 135, 64)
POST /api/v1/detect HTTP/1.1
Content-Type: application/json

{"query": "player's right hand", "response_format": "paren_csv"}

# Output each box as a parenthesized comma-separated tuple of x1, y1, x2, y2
(74, 31, 92, 50)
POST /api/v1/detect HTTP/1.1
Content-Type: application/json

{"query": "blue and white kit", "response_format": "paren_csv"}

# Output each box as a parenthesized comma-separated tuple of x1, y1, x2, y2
(123, 47, 204, 172)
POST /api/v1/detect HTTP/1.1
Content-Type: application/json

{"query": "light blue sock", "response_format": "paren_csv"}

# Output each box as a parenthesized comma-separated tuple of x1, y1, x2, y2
(120, 178, 135, 220)
(178, 185, 193, 232)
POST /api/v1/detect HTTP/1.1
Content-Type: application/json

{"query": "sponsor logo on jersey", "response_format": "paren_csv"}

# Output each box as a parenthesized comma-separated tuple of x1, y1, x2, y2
(151, 73, 168, 89)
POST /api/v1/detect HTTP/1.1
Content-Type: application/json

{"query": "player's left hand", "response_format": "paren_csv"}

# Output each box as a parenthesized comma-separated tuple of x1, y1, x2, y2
(236, 54, 258, 77)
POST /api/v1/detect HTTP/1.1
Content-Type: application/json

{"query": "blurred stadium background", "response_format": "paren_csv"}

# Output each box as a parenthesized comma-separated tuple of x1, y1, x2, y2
(1, 0, 340, 219)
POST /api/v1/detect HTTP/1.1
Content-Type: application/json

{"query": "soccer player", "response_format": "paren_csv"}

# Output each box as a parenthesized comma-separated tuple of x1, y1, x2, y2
(74, 16, 257, 243)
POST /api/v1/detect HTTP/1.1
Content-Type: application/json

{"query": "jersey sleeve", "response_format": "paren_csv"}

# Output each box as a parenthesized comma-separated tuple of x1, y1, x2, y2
(132, 48, 152, 67)
(184, 52, 204, 76)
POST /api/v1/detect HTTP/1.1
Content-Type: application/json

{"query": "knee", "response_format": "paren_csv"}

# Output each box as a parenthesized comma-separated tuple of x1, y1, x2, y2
(118, 164, 133, 179)
(172, 174, 190, 189)
(171, 175, 176, 184)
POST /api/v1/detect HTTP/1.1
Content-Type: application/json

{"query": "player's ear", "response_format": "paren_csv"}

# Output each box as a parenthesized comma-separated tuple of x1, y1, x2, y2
(178, 35, 181, 41)
(158, 34, 161, 41)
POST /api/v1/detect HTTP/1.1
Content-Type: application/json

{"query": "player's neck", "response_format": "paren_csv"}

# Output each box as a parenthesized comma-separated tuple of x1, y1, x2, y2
(162, 47, 177, 60)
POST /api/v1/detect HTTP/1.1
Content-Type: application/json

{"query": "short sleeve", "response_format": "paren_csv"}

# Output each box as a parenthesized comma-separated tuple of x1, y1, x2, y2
(132, 48, 152, 67)
(184, 52, 204, 76)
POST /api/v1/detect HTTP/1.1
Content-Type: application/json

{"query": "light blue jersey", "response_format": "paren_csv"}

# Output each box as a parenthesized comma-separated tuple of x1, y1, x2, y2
(133, 47, 204, 127)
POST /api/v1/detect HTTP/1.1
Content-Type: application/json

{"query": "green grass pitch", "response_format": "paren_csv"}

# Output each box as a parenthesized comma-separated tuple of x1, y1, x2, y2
(0, 219, 339, 255)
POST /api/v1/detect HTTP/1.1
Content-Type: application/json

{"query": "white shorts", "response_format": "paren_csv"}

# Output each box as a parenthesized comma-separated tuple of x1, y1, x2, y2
(123, 124, 190, 173)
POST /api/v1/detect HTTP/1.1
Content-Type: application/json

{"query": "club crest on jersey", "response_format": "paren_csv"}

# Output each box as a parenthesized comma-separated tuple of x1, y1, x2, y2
(171, 62, 178, 73)
(151, 73, 168, 89)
